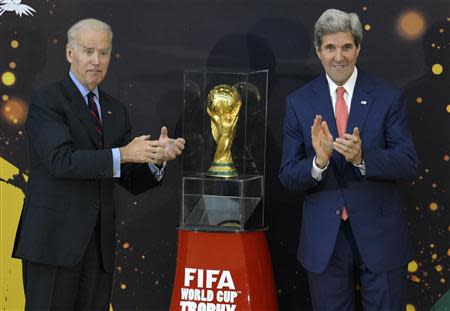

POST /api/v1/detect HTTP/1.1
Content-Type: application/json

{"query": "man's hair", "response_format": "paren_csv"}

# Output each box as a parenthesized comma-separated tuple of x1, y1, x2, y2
(314, 9, 362, 49)
(67, 18, 113, 49)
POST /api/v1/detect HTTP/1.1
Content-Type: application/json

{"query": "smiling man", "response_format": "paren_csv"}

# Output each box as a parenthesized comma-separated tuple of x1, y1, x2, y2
(279, 9, 418, 310)
(13, 18, 185, 310)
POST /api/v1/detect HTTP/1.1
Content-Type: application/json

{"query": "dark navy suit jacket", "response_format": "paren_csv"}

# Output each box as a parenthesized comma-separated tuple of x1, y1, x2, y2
(279, 71, 418, 273)
(13, 76, 159, 272)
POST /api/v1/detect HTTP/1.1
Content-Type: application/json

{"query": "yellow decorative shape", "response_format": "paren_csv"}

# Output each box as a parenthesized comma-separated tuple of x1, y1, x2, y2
(432, 64, 443, 75)
(397, 10, 426, 40)
(408, 260, 418, 272)
(10, 40, 19, 48)
(0, 157, 26, 310)
(2, 71, 16, 86)
(1, 158, 115, 309)
(446, 105, 450, 113)
(429, 202, 438, 211)
(406, 304, 416, 311)
(364, 24, 371, 31)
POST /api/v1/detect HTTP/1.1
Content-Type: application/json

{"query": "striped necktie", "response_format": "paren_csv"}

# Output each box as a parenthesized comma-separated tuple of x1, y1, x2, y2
(87, 92, 103, 147)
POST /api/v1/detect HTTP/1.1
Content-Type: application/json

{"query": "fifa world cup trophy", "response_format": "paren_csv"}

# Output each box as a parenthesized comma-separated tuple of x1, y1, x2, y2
(206, 84, 242, 178)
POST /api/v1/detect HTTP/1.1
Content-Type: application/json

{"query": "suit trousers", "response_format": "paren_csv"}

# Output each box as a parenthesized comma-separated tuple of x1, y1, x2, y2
(22, 222, 113, 311)
(307, 220, 406, 311)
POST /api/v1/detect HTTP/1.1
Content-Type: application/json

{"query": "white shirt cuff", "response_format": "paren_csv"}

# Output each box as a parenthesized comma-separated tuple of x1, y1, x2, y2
(311, 156, 329, 181)
(353, 160, 366, 175)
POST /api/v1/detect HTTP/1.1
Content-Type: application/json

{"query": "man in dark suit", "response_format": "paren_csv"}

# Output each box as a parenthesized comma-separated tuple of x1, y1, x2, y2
(279, 9, 418, 310)
(12, 18, 185, 310)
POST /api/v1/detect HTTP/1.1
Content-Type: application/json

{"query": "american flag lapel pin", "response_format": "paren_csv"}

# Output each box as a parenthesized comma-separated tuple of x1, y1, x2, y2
(361, 100, 367, 105)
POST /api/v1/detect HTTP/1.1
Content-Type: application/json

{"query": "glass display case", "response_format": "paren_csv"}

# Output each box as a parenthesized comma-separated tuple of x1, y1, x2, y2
(181, 69, 268, 231)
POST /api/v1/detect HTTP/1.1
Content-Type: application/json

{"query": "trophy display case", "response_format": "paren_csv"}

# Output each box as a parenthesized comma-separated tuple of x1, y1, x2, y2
(171, 69, 278, 311)
(181, 69, 268, 231)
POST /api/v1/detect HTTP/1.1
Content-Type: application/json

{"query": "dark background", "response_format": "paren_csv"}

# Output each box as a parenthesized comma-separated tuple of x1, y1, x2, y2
(0, 0, 448, 310)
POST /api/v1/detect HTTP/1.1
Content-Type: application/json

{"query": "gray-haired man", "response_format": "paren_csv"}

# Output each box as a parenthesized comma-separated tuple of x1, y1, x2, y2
(13, 18, 185, 310)
(279, 9, 418, 310)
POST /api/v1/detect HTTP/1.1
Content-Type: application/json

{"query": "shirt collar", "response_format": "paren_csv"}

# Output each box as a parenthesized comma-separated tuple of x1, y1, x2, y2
(69, 71, 99, 100)
(325, 66, 358, 96)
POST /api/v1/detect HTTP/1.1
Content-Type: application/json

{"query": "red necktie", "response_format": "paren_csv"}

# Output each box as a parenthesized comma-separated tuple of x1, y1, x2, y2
(87, 92, 103, 147)
(335, 86, 349, 220)
(336, 86, 348, 138)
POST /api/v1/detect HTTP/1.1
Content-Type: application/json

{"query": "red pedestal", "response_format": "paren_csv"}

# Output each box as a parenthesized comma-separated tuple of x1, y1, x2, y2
(170, 229, 278, 311)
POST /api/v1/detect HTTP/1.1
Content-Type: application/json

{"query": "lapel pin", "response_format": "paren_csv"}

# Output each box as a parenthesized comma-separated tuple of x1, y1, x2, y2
(361, 101, 367, 105)
(107, 110, 112, 115)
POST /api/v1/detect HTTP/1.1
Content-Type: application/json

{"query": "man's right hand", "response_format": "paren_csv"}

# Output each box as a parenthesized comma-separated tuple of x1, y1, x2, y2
(119, 135, 166, 164)
(311, 115, 334, 168)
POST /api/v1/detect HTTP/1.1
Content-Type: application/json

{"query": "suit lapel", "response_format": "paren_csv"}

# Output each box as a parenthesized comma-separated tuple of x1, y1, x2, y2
(347, 72, 373, 139)
(61, 76, 103, 149)
(338, 71, 374, 171)
(99, 91, 114, 148)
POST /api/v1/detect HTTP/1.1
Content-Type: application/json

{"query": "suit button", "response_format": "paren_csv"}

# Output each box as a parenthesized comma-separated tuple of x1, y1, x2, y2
(335, 209, 341, 215)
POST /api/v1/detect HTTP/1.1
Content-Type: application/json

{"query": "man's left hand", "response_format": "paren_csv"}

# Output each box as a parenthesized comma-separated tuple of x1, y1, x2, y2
(158, 126, 186, 163)
(333, 127, 363, 165)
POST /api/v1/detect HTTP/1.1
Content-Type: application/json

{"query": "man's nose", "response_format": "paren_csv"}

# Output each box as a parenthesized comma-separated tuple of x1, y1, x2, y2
(334, 49, 343, 62)
(91, 53, 100, 65)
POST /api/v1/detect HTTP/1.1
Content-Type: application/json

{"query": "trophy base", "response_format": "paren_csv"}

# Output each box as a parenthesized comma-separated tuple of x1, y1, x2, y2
(182, 173, 264, 230)
(206, 162, 238, 178)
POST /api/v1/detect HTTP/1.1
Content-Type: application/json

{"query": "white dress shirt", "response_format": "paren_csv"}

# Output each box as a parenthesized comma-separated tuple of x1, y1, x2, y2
(311, 67, 366, 180)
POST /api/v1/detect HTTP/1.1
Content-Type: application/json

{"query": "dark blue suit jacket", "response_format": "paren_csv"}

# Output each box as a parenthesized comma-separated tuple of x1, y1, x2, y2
(13, 76, 160, 272)
(279, 71, 418, 273)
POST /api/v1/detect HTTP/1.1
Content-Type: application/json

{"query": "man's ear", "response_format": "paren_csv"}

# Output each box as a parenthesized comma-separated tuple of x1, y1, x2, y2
(66, 44, 73, 63)
(315, 44, 322, 60)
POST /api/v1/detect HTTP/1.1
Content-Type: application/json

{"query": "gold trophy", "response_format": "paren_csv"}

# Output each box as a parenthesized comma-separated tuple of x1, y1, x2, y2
(206, 84, 242, 178)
